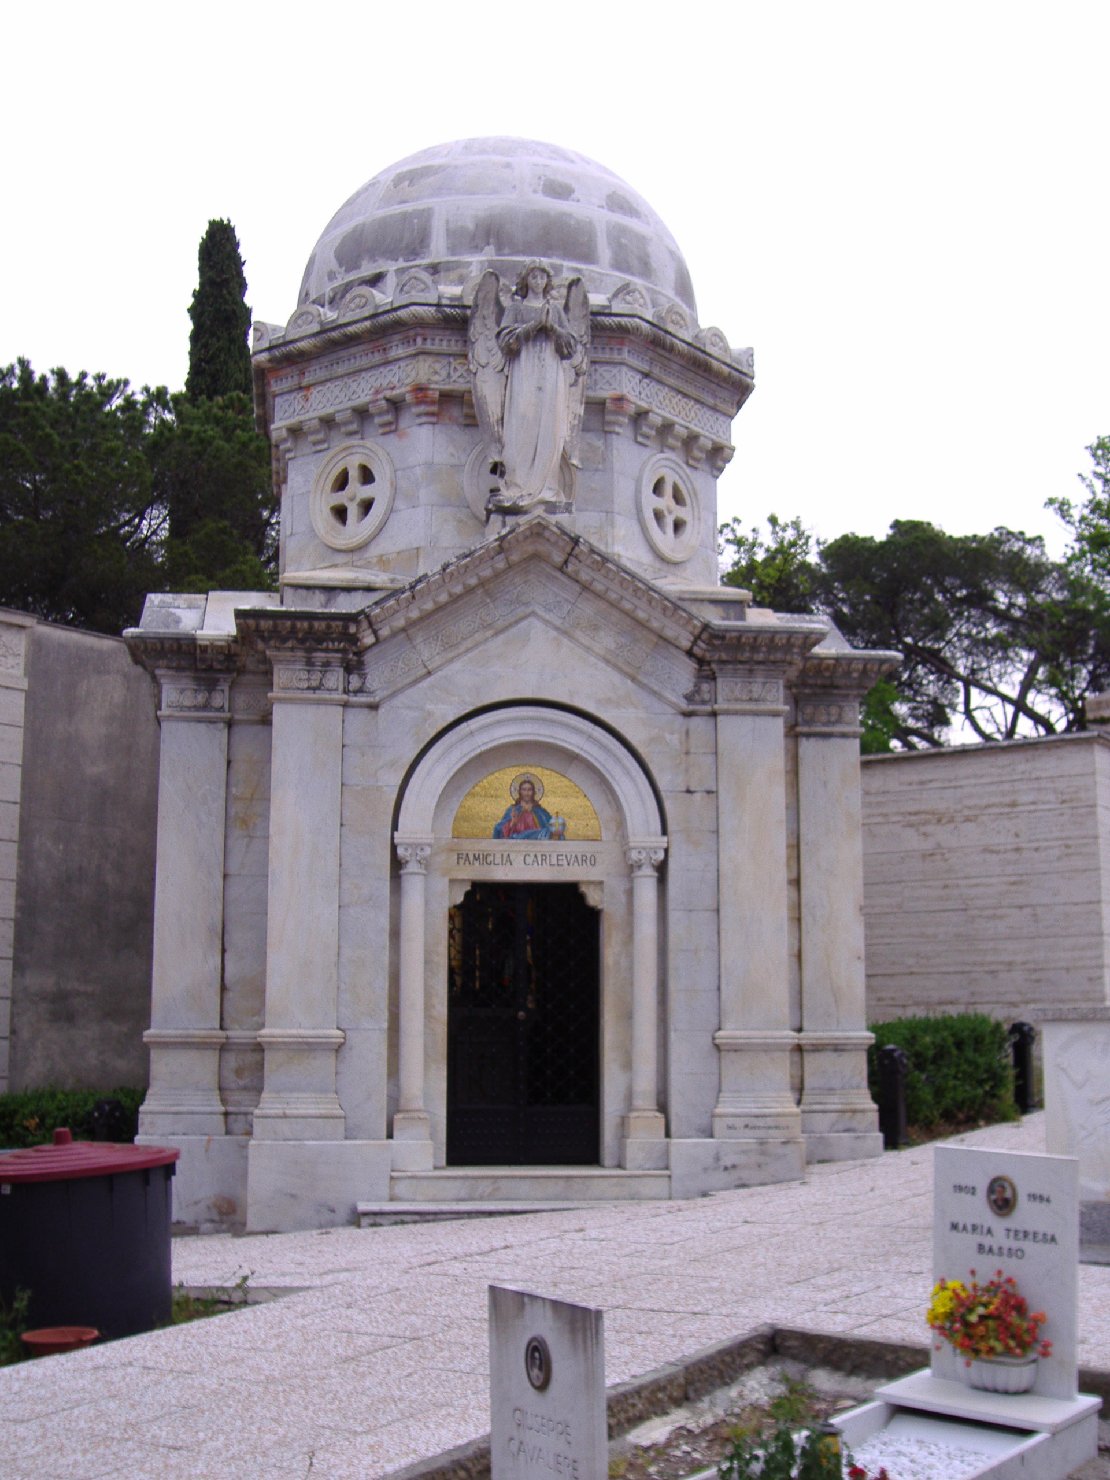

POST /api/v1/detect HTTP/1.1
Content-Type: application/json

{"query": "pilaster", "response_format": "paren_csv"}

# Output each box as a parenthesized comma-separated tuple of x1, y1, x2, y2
(139, 670, 232, 1137)
(712, 665, 802, 1149)
(252, 653, 346, 1140)
(793, 666, 892, 1161)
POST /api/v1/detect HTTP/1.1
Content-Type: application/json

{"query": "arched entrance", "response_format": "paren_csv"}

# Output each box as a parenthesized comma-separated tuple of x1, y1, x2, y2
(393, 706, 667, 1175)
(447, 881, 600, 1165)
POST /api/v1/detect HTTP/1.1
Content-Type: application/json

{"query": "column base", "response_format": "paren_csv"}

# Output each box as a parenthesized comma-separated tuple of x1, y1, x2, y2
(138, 1090, 226, 1139)
(622, 1109, 668, 1169)
(391, 1110, 434, 1170)
(136, 1133, 249, 1231)
(141, 1029, 226, 1136)
(252, 1092, 345, 1141)
(798, 1031, 879, 1160)
(670, 1136, 806, 1199)
(246, 1139, 391, 1233)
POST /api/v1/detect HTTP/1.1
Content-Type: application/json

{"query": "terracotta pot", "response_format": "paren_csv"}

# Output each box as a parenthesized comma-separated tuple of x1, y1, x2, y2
(964, 1353, 1037, 1393)
(21, 1326, 100, 1357)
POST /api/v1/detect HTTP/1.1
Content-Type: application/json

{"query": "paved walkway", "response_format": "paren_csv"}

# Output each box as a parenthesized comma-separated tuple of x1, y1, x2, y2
(1, 1115, 1106, 1478)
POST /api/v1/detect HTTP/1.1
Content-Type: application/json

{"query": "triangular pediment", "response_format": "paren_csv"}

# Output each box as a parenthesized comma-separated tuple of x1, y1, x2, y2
(351, 517, 705, 708)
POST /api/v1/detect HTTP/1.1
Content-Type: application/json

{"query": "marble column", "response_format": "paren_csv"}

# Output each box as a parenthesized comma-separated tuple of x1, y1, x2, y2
(795, 690, 882, 1161)
(139, 671, 231, 1137)
(712, 666, 802, 1146)
(623, 843, 667, 1169)
(392, 838, 434, 1170)
(252, 658, 346, 1140)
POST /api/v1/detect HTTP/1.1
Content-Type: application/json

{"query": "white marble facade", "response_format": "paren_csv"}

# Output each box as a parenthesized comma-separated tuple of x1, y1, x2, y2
(128, 139, 891, 1231)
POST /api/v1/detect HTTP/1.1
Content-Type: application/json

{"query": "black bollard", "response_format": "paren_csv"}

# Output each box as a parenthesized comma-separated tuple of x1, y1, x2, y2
(89, 1098, 129, 1142)
(1008, 1021, 1036, 1113)
(877, 1043, 909, 1149)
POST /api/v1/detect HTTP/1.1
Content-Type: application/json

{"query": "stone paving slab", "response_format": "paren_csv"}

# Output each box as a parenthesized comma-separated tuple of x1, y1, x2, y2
(1, 1115, 1107, 1477)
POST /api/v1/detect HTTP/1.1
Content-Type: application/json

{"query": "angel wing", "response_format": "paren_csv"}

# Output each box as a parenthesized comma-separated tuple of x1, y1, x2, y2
(563, 276, 590, 466)
(467, 270, 506, 453)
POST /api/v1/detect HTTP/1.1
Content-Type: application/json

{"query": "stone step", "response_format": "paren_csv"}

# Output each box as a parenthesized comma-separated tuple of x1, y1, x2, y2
(357, 1200, 597, 1227)
(379, 1166, 671, 1214)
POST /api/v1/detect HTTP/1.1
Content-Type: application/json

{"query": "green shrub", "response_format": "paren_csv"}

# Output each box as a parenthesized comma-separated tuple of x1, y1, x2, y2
(867, 1014, 1017, 1134)
(0, 1087, 143, 1149)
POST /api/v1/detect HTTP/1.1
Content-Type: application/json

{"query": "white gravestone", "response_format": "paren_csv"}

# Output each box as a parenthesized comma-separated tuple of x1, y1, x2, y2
(489, 1285, 606, 1480)
(933, 1146, 1079, 1399)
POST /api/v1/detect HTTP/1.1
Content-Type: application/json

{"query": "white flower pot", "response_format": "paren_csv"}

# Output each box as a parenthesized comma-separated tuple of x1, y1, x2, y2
(964, 1354, 1038, 1393)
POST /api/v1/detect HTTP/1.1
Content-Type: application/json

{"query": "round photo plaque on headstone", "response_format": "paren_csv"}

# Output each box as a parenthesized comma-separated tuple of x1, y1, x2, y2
(524, 1334, 551, 1391)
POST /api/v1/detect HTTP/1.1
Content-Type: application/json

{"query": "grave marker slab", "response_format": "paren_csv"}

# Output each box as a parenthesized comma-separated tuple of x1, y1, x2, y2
(489, 1284, 606, 1480)
(932, 1146, 1079, 1399)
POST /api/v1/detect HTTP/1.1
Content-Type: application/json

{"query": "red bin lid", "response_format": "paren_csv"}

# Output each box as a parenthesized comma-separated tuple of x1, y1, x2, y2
(0, 1128, 179, 1184)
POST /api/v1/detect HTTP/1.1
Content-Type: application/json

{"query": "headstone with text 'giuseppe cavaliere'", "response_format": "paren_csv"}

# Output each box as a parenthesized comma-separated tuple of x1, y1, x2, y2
(488, 1285, 606, 1479)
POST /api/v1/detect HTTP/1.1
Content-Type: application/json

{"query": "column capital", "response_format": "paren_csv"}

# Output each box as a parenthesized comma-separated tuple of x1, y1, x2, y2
(626, 843, 665, 874)
(395, 839, 433, 874)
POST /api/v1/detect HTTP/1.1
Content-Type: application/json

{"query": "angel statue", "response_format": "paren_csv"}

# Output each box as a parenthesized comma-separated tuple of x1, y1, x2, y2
(467, 262, 590, 514)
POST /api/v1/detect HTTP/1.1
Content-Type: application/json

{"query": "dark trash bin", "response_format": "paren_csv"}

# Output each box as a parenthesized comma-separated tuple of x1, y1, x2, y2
(0, 1128, 178, 1340)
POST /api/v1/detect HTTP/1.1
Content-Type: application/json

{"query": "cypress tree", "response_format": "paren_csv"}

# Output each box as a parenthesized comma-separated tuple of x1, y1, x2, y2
(185, 219, 252, 401)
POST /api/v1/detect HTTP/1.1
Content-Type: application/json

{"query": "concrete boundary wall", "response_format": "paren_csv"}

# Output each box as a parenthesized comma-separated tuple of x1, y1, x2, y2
(1, 612, 159, 1092)
(861, 733, 1110, 1025)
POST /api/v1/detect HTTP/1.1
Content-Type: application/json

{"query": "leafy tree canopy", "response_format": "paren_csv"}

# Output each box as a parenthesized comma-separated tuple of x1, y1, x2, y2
(721, 503, 1110, 750)
(0, 220, 277, 634)
(0, 360, 169, 632)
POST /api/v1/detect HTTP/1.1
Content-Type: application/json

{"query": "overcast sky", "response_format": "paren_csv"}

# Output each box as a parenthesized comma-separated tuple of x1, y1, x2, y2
(5, 1, 1108, 558)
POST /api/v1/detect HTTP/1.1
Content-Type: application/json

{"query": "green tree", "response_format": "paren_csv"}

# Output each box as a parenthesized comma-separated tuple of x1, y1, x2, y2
(185, 219, 252, 401)
(0, 361, 168, 632)
(719, 513, 817, 611)
(159, 218, 276, 587)
(719, 512, 1110, 749)
(819, 520, 1105, 746)
(150, 392, 276, 591)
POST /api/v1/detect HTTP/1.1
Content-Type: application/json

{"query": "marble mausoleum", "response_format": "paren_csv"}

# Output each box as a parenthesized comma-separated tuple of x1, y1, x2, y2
(127, 138, 895, 1231)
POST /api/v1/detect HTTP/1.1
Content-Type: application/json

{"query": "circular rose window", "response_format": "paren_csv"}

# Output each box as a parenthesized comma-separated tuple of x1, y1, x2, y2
(636, 455, 699, 562)
(310, 443, 395, 551)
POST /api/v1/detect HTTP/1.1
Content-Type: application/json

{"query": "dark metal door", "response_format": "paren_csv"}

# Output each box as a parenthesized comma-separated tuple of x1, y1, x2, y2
(446, 883, 599, 1165)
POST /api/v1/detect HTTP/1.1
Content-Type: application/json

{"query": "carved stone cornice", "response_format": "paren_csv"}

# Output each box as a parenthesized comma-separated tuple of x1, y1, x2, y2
(253, 302, 750, 452)
(692, 622, 827, 668)
(791, 649, 899, 735)
(235, 609, 362, 660)
(796, 650, 901, 696)
(126, 631, 240, 675)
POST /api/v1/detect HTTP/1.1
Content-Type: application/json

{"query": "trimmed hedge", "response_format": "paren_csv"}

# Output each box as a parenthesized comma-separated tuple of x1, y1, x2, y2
(867, 1013, 1018, 1133)
(0, 1087, 143, 1149)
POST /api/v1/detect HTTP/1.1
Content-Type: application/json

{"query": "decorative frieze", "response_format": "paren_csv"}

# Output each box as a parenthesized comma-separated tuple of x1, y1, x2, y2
(272, 664, 343, 697)
(715, 669, 785, 712)
(159, 678, 231, 718)
(794, 696, 861, 735)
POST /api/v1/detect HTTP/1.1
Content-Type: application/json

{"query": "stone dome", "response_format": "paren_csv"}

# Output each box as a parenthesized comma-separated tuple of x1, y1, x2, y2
(298, 137, 697, 320)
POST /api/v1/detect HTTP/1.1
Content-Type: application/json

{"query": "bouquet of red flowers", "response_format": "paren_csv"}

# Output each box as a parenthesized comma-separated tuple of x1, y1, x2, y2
(926, 1268, 1051, 1362)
